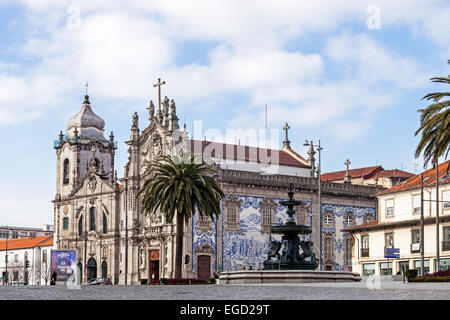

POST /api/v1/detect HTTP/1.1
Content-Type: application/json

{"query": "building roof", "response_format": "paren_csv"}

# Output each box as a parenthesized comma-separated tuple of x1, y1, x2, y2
(321, 166, 384, 181)
(189, 140, 310, 168)
(0, 235, 53, 251)
(377, 160, 450, 196)
(345, 215, 450, 233)
(66, 95, 105, 140)
(376, 169, 415, 179)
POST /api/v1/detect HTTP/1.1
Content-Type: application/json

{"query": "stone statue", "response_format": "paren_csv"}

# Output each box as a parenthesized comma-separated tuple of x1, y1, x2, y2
(132, 112, 139, 129)
(170, 99, 176, 115)
(148, 100, 155, 119)
(162, 96, 169, 115)
(267, 240, 282, 261)
(299, 240, 317, 262)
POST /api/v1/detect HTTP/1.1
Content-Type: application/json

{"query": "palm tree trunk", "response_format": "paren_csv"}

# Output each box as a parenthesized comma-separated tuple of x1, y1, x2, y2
(174, 210, 184, 279)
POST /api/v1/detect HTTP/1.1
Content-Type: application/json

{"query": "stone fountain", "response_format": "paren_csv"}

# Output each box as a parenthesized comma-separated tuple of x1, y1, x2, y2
(263, 188, 318, 270)
(219, 187, 362, 284)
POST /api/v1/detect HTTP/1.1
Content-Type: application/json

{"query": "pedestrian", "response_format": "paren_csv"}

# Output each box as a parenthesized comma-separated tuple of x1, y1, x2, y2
(50, 270, 57, 285)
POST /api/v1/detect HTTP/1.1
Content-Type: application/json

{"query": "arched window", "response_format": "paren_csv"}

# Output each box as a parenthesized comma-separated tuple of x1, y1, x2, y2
(90, 207, 96, 231)
(323, 212, 334, 226)
(103, 213, 107, 234)
(63, 218, 69, 230)
(78, 216, 83, 236)
(345, 214, 354, 227)
(363, 215, 373, 224)
(63, 159, 70, 185)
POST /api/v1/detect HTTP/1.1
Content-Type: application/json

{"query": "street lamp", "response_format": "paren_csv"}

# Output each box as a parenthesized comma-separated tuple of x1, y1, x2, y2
(304, 139, 323, 270)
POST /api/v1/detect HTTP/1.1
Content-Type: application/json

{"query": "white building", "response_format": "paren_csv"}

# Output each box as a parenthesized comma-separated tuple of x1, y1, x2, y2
(0, 225, 54, 240)
(347, 160, 450, 276)
(0, 235, 54, 285)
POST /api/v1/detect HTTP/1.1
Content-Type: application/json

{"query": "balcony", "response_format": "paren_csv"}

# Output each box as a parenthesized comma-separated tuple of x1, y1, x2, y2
(411, 243, 420, 254)
(361, 248, 369, 257)
(442, 240, 450, 252)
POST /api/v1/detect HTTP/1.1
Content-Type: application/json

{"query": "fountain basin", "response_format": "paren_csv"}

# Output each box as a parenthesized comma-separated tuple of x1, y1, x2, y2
(219, 270, 362, 284)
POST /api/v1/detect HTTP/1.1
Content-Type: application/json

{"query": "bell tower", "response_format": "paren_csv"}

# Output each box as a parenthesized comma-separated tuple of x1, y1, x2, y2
(54, 94, 117, 198)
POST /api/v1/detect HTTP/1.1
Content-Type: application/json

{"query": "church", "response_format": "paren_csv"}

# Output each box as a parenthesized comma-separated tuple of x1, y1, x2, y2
(53, 81, 383, 284)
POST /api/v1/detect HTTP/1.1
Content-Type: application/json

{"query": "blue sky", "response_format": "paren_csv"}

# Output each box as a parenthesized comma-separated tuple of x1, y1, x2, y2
(0, 0, 449, 227)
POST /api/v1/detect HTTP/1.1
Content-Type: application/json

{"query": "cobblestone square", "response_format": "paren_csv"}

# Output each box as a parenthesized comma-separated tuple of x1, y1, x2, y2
(1, 281, 449, 300)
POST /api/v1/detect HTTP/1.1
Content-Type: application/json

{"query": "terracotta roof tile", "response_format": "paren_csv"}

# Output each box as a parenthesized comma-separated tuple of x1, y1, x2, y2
(377, 160, 450, 195)
(0, 235, 53, 251)
(321, 166, 384, 181)
(376, 169, 415, 179)
(189, 140, 310, 168)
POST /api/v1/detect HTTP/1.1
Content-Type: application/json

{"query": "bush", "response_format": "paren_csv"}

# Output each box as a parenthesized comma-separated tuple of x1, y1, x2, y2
(405, 269, 418, 280)
(140, 279, 148, 285)
(160, 278, 168, 285)
(425, 269, 450, 277)
(409, 276, 450, 282)
(209, 277, 216, 284)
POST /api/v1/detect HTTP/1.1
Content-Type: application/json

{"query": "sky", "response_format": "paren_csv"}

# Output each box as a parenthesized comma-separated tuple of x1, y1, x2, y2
(0, 0, 449, 227)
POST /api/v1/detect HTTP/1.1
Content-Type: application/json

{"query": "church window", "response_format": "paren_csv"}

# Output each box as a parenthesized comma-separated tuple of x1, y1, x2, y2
(324, 212, 334, 226)
(63, 159, 70, 185)
(225, 195, 241, 232)
(63, 218, 69, 230)
(344, 236, 353, 268)
(260, 198, 275, 233)
(103, 213, 107, 234)
(345, 214, 354, 227)
(78, 216, 83, 236)
(197, 214, 213, 232)
(90, 207, 96, 231)
(363, 215, 373, 224)
(262, 206, 271, 227)
(324, 235, 334, 261)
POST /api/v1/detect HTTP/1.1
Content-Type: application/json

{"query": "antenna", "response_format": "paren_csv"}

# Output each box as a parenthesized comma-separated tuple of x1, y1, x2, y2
(265, 104, 268, 150)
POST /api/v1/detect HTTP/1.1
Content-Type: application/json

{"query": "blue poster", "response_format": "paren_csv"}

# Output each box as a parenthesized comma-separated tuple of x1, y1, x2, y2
(51, 250, 77, 281)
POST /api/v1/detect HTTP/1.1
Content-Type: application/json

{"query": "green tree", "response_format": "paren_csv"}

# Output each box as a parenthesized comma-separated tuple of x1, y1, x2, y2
(138, 154, 225, 279)
(415, 60, 450, 167)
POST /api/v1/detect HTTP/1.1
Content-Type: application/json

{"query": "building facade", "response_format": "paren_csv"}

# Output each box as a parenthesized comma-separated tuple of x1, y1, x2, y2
(321, 165, 414, 188)
(0, 225, 54, 240)
(347, 160, 450, 276)
(0, 235, 54, 285)
(53, 91, 384, 284)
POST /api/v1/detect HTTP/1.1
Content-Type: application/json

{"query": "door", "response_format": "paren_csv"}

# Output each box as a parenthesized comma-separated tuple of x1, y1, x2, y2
(197, 255, 211, 281)
(150, 261, 159, 282)
(149, 250, 160, 283)
(87, 257, 97, 281)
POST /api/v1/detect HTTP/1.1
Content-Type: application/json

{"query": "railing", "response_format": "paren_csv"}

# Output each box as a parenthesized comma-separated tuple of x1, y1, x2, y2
(54, 134, 117, 149)
(361, 248, 369, 257)
(442, 240, 450, 252)
(219, 169, 384, 196)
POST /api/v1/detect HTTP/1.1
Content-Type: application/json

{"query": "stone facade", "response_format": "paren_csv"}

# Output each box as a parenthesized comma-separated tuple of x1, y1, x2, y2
(53, 93, 384, 284)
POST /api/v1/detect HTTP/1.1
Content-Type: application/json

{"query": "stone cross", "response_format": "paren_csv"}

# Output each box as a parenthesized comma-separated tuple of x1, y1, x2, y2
(283, 122, 290, 141)
(344, 159, 351, 183)
(345, 159, 351, 171)
(153, 78, 166, 112)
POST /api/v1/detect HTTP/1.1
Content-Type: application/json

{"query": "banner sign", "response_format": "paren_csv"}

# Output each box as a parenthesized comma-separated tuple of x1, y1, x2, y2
(50, 250, 77, 281)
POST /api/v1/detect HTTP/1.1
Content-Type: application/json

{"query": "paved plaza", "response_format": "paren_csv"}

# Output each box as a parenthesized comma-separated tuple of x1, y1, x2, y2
(1, 281, 449, 300)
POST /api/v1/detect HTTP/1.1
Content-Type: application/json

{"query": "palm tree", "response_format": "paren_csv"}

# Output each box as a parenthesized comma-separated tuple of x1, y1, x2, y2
(415, 60, 450, 167)
(138, 153, 225, 279)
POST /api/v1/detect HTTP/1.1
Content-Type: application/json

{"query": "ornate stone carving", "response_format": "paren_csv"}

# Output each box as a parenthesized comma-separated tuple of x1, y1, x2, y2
(88, 175, 97, 192)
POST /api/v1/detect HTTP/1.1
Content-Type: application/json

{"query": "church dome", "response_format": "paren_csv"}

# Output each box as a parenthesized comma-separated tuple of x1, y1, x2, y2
(67, 95, 106, 140)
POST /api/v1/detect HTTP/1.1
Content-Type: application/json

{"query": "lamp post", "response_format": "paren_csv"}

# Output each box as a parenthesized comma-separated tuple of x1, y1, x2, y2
(304, 139, 323, 270)
(5, 226, 8, 285)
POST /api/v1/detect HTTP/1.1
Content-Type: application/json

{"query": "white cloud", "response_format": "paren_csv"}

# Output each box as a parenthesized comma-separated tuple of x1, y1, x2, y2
(325, 33, 433, 88)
